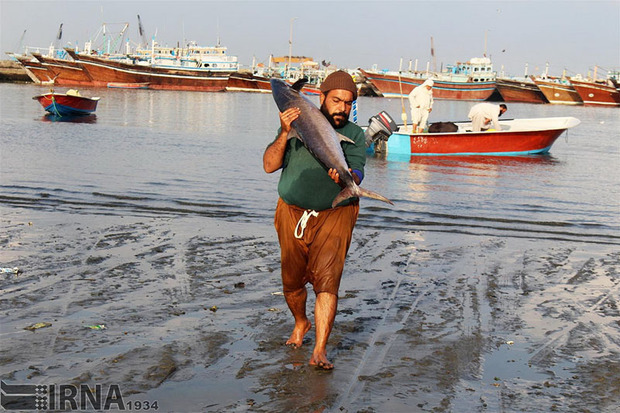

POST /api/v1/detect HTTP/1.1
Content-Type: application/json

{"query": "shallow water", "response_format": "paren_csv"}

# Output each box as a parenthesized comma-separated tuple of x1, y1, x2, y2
(1, 83, 619, 412)
(2, 83, 618, 241)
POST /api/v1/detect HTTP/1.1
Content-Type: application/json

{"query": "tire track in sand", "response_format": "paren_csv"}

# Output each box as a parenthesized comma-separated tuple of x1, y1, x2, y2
(335, 231, 433, 409)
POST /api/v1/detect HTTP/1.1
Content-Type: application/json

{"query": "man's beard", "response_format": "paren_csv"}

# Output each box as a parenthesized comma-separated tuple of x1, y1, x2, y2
(320, 104, 349, 129)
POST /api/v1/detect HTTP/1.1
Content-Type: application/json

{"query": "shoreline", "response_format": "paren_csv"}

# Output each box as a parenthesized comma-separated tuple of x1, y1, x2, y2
(0, 60, 29, 82)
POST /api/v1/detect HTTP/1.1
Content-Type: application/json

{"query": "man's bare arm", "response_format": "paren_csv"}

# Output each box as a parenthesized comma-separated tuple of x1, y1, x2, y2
(263, 107, 301, 173)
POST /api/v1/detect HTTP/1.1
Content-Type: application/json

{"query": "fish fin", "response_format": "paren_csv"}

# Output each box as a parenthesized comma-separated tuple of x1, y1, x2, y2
(291, 78, 308, 91)
(331, 185, 393, 208)
(287, 128, 302, 141)
(337, 132, 355, 144)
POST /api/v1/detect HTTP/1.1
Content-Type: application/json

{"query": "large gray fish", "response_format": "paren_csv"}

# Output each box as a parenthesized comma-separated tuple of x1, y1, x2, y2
(270, 78, 393, 208)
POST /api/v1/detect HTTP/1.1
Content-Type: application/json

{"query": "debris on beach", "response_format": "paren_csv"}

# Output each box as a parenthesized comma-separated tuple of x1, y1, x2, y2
(24, 322, 52, 331)
(209, 306, 218, 312)
(1, 267, 22, 275)
(85, 324, 106, 330)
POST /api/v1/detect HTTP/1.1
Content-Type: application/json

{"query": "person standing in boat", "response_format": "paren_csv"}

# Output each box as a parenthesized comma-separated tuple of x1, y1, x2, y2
(263, 71, 366, 370)
(468, 103, 508, 132)
(408, 78, 434, 133)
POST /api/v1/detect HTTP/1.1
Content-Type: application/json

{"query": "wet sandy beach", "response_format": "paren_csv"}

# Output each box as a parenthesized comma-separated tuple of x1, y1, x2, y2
(1, 206, 618, 412)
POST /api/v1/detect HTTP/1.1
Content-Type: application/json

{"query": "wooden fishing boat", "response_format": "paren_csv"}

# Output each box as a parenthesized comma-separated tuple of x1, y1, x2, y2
(226, 72, 322, 95)
(64, 47, 233, 92)
(359, 57, 497, 101)
(495, 77, 548, 104)
(30, 52, 93, 86)
(9, 53, 54, 84)
(531, 76, 583, 105)
(33, 89, 100, 116)
(569, 78, 620, 107)
(367, 117, 580, 156)
(226, 72, 272, 93)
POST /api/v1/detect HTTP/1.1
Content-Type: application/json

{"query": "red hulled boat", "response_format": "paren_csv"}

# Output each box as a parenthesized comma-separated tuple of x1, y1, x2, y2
(531, 76, 583, 105)
(367, 117, 580, 156)
(64, 49, 230, 92)
(33, 89, 100, 116)
(359, 69, 496, 101)
(495, 77, 548, 104)
(31, 52, 94, 86)
(569, 78, 620, 107)
(9, 54, 54, 84)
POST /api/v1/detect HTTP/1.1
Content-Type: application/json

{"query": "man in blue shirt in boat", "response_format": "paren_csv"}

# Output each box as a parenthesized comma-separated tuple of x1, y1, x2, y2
(468, 103, 508, 132)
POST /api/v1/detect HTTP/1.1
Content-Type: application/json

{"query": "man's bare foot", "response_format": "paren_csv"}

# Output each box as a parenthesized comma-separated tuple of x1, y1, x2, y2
(285, 320, 311, 348)
(309, 352, 334, 370)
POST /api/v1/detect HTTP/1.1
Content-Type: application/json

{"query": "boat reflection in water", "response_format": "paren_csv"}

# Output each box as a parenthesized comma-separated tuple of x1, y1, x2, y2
(374, 151, 559, 171)
(41, 113, 97, 123)
(371, 153, 561, 200)
(404, 154, 558, 167)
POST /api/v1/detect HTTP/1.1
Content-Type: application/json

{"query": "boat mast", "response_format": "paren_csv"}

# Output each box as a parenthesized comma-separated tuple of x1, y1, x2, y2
(430, 36, 436, 73)
(287, 17, 297, 79)
(397, 57, 408, 129)
(593, 65, 598, 81)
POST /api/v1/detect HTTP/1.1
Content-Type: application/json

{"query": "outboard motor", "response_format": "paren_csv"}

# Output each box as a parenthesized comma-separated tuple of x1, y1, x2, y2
(364, 111, 397, 148)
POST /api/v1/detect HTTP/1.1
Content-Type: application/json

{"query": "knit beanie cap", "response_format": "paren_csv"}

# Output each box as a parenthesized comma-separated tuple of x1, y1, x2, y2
(320, 70, 358, 100)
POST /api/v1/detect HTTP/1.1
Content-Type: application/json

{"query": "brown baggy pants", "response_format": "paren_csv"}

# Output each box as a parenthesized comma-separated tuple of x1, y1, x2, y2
(274, 198, 359, 295)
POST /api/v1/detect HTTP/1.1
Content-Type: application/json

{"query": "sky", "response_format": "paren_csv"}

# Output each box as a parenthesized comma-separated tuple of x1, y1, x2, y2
(1, 0, 619, 77)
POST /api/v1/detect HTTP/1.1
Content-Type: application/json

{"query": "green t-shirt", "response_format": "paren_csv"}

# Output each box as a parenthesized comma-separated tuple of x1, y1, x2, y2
(277, 121, 366, 211)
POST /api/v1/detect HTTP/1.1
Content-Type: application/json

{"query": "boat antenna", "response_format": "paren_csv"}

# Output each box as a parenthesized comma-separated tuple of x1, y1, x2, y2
(217, 18, 221, 46)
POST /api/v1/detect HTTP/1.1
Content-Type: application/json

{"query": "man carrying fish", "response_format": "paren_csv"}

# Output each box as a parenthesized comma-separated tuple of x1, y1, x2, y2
(263, 71, 391, 370)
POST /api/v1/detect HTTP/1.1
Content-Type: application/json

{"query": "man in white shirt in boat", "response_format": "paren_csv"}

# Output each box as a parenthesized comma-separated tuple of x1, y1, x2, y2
(408, 79, 434, 133)
(468, 103, 508, 132)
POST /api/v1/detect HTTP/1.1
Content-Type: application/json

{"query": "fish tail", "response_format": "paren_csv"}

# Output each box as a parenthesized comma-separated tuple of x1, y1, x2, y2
(332, 185, 393, 208)
(358, 187, 394, 205)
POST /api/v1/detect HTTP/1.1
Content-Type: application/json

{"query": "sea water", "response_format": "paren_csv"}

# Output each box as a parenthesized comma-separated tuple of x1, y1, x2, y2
(1, 83, 618, 244)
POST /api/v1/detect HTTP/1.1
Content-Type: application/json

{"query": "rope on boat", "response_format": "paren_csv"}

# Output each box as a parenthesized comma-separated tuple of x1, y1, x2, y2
(51, 95, 62, 117)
